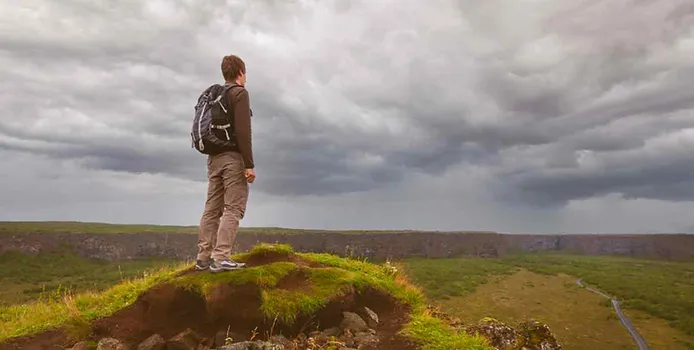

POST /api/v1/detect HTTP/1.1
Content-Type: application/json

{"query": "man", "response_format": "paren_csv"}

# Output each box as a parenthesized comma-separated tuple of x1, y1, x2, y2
(195, 54, 256, 273)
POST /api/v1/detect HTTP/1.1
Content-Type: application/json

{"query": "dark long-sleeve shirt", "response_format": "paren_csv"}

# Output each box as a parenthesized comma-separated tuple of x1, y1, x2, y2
(228, 86, 254, 169)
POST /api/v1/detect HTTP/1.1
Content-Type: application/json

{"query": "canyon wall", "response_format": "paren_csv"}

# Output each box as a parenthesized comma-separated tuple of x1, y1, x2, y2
(1, 231, 693, 261)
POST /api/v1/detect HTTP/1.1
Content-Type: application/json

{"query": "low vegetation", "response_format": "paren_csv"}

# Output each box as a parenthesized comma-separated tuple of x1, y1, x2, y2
(0, 243, 493, 350)
(503, 254, 694, 338)
(403, 254, 694, 349)
(400, 257, 516, 300)
(0, 250, 178, 305)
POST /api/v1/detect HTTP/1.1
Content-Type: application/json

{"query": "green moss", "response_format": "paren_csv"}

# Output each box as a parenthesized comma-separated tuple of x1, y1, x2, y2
(261, 289, 324, 325)
(401, 311, 491, 350)
(173, 262, 299, 294)
(249, 243, 296, 257)
(260, 267, 362, 324)
(230, 243, 296, 263)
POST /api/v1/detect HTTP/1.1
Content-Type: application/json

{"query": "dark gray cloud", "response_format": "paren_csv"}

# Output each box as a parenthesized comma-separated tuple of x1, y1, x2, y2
(1, 0, 694, 233)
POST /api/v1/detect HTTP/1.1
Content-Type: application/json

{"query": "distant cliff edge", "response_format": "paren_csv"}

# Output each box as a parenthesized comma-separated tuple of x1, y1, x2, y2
(1, 230, 693, 262)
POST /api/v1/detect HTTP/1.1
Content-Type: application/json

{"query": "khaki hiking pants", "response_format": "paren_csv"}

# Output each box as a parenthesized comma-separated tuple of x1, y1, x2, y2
(197, 151, 249, 261)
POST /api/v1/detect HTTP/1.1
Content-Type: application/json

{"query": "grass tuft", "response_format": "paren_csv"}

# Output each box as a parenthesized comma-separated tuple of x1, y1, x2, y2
(173, 262, 299, 295)
(401, 311, 490, 350)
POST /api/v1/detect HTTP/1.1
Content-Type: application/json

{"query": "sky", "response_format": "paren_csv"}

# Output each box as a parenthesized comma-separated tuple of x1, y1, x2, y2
(1, 0, 693, 234)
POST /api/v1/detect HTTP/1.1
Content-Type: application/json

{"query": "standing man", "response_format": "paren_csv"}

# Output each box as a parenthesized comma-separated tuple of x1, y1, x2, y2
(195, 54, 256, 273)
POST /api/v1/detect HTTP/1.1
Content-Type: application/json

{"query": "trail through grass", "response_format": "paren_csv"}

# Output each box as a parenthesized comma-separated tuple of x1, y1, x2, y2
(403, 254, 694, 350)
(503, 254, 694, 338)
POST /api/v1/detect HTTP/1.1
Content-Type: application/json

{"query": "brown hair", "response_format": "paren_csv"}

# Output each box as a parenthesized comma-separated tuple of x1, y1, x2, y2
(221, 55, 246, 82)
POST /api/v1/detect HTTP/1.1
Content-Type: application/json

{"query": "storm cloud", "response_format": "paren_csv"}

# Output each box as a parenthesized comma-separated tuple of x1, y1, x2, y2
(1, 0, 693, 233)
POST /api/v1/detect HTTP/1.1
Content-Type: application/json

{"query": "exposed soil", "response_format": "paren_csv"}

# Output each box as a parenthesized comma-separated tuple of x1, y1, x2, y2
(0, 329, 69, 350)
(1, 256, 418, 350)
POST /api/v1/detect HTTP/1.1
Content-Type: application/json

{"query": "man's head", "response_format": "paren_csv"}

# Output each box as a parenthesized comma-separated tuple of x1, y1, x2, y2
(221, 55, 246, 86)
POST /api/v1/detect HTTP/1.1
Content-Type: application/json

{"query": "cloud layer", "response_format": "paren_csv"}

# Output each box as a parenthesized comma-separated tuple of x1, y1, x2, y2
(1, 0, 693, 233)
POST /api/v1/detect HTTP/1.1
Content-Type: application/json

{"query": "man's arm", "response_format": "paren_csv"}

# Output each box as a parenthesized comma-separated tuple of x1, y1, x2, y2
(232, 88, 254, 169)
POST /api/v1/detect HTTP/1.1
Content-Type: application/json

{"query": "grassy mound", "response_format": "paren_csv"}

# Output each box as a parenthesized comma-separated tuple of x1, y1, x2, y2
(0, 243, 491, 350)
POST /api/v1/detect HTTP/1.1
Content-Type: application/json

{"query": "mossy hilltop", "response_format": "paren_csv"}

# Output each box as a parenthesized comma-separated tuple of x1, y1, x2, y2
(0, 243, 544, 350)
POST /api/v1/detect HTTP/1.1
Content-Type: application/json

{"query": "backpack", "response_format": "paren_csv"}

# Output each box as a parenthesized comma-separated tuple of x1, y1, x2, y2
(190, 83, 238, 155)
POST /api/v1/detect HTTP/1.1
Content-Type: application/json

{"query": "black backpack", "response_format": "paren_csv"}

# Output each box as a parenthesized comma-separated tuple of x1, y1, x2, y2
(190, 83, 238, 154)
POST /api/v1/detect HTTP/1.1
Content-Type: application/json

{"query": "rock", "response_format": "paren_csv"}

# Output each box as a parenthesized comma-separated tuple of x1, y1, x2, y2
(464, 317, 521, 350)
(216, 340, 284, 350)
(517, 320, 562, 350)
(312, 329, 339, 348)
(214, 330, 246, 347)
(353, 330, 379, 349)
(137, 334, 166, 350)
(462, 317, 562, 350)
(322, 327, 342, 337)
(199, 338, 215, 349)
(338, 329, 356, 348)
(340, 312, 369, 333)
(308, 330, 322, 338)
(267, 335, 293, 349)
(97, 337, 129, 350)
(167, 328, 203, 350)
(69, 341, 89, 350)
(360, 307, 379, 329)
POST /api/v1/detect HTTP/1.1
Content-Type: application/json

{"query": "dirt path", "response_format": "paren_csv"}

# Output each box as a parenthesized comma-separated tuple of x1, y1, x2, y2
(576, 278, 650, 350)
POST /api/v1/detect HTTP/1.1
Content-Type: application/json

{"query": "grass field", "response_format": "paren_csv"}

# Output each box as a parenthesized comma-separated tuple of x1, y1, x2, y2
(504, 254, 694, 338)
(403, 255, 694, 350)
(0, 251, 179, 306)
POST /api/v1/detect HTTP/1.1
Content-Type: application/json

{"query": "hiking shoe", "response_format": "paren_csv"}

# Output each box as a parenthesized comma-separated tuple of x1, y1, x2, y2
(194, 259, 212, 271)
(209, 259, 246, 273)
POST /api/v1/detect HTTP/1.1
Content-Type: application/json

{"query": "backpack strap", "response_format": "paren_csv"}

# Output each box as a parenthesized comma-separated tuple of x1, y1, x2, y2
(211, 83, 241, 135)
(222, 83, 252, 117)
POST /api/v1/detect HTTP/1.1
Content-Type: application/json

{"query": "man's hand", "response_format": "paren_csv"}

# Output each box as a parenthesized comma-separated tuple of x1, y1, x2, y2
(244, 168, 256, 183)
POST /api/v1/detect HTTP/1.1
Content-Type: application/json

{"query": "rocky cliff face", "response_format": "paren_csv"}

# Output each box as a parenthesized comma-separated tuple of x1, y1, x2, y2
(504, 233, 694, 260)
(1, 230, 693, 261)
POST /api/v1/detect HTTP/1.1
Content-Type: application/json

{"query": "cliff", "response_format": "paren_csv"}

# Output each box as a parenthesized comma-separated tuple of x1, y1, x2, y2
(1, 229, 693, 262)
